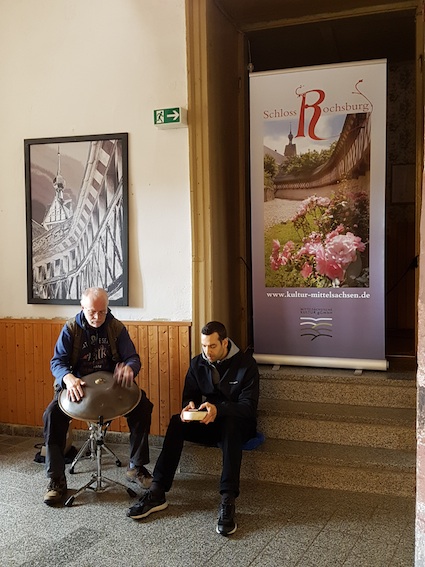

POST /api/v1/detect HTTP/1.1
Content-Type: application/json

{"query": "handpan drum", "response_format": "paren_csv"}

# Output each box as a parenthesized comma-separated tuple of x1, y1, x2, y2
(58, 371, 141, 421)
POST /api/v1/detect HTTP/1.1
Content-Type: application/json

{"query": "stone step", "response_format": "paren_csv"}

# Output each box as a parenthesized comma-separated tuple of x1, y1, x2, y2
(257, 398, 416, 450)
(259, 365, 416, 408)
(179, 438, 415, 498)
(179, 365, 417, 496)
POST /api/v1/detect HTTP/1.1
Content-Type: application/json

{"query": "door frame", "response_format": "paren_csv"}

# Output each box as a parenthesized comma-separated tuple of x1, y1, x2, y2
(185, 0, 424, 355)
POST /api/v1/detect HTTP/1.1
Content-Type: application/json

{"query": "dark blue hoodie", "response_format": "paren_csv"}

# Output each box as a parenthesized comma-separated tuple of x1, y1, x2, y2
(50, 310, 141, 390)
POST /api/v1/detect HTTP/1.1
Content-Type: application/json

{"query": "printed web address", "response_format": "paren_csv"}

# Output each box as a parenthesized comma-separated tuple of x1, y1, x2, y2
(266, 291, 371, 299)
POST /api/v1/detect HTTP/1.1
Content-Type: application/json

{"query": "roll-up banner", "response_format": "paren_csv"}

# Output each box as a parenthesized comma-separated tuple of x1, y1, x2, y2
(250, 60, 387, 371)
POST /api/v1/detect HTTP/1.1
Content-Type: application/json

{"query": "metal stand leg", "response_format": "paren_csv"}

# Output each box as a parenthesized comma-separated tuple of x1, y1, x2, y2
(65, 417, 136, 507)
(69, 420, 122, 474)
(69, 435, 93, 474)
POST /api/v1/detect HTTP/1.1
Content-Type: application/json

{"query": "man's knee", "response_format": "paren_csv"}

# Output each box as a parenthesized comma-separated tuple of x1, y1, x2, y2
(218, 416, 256, 445)
(168, 413, 183, 429)
(43, 399, 70, 445)
(140, 390, 154, 414)
(164, 414, 185, 439)
(43, 399, 67, 426)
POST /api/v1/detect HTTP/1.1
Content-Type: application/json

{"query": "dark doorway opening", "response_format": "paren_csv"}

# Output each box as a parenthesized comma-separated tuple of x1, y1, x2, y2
(243, 9, 418, 361)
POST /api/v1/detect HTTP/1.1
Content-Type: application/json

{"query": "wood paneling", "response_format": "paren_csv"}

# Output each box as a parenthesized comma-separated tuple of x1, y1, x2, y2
(0, 319, 191, 436)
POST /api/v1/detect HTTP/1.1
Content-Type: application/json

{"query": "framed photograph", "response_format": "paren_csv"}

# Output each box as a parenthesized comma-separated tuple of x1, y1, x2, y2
(24, 133, 129, 305)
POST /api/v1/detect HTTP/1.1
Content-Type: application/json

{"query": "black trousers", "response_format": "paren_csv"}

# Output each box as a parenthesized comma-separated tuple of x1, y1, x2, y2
(153, 414, 256, 497)
(43, 389, 153, 479)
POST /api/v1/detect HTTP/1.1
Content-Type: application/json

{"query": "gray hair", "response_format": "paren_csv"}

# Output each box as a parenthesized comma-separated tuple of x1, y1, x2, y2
(80, 287, 109, 306)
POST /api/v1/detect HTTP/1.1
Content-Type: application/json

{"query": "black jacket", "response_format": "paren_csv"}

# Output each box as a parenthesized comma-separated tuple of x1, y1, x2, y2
(182, 340, 259, 424)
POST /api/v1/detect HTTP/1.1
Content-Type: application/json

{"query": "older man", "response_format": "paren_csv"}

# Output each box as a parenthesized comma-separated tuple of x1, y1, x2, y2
(43, 287, 153, 504)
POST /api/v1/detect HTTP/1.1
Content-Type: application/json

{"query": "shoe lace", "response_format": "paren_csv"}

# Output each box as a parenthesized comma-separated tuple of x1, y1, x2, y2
(219, 502, 234, 522)
(139, 490, 153, 504)
(48, 478, 63, 490)
(136, 466, 152, 478)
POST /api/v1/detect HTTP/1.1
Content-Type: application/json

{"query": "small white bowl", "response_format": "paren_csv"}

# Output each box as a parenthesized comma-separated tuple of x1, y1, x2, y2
(182, 410, 207, 421)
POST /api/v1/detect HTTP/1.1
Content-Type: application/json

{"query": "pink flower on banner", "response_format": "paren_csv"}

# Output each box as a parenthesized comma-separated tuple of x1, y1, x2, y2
(268, 189, 369, 287)
(299, 232, 323, 256)
(315, 196, 331, 208)
(300, 262, 313, 279)
(324, 224, 346, 242)
(315, 245, 345, 281)
(270, 239, 281, 271)
(291, 196, 330, 223)
(270, 239, 295, 270)
(316, 232, 365, 281)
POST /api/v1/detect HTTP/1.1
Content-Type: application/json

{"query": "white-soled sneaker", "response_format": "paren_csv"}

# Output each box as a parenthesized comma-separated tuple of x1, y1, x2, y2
(127, 490, 168, 520)
(216, 496, 237, 536)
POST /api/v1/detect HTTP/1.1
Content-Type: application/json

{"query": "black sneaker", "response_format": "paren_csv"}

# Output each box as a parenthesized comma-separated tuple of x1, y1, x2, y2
(44, 476, 67, 505)
(127, 490, 168, 520)
(216, 495, 237, 536)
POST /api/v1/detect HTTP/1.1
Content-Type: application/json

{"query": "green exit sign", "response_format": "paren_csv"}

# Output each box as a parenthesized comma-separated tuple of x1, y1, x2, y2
(153, 107, 187, 129)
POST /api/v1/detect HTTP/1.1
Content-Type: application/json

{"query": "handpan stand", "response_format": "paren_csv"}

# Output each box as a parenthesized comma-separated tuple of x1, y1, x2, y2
(58, 371, 141, 507)
(68, 419, 122, 475)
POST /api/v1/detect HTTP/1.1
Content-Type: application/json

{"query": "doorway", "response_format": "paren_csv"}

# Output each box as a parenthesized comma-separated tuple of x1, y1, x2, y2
(186, 0, 422, 363)
(244, 8, 419, 362)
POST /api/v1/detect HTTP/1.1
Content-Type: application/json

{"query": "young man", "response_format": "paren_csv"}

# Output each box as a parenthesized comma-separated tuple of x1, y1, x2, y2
(43, 287, 153, 504)
(127, 320, 260, 536)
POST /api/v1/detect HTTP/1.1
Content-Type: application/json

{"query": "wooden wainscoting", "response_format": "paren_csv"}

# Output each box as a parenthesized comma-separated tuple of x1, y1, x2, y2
(0, 319, 191, 436)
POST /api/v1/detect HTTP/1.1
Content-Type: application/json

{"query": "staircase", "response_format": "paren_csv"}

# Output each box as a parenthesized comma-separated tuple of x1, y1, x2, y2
(179, 364, 416, 497)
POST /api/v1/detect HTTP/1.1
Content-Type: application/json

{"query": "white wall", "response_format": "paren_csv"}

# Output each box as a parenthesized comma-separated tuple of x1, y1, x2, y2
(0, 0, 192, 322)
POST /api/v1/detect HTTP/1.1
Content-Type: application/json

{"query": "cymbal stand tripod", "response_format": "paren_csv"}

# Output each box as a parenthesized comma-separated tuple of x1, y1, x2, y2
(64, 416, 137, 507)
(68, 419, 121, 473)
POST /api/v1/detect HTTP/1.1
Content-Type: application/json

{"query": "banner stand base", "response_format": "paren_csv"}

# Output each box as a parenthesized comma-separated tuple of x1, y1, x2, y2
(254, 354, 388, 372)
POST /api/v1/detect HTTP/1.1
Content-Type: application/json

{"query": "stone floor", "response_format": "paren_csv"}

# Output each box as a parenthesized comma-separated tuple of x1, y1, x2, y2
(0, 432, 415, 566)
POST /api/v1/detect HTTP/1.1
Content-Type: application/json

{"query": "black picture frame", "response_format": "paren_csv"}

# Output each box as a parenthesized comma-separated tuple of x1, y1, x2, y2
(24, 133, 129, 305)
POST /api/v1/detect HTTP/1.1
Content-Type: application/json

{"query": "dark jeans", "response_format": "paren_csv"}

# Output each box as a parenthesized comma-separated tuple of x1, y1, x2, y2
(43, 389, 153, 479)
(153, 414, 256, 497)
